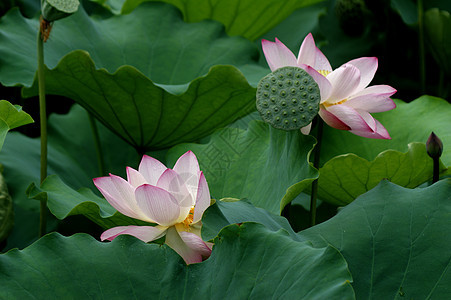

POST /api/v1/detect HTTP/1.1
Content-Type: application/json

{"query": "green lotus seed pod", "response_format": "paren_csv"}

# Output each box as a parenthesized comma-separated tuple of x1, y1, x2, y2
(41, 0, 79, 22)
(256, 66, 320, 130)
(0, 169, 13, 243)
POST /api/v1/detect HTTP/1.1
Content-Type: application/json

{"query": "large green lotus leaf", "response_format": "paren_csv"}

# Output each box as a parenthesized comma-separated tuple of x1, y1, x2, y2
(201, 198, 301, 241)
(0, 2, 260, 88)
(300, 179, 451, 299)
(320, 96, 451, 168)
(0, 100, 33, 152)
(0, 223, 354, 298)
(91, 0, 324, 40)
(0, 105, 140, 250)
(425, 8, 451, 77)
(318, 142, 448, 206)
(26, 175, 149, 229)
(23, 51, 257, 150)
(167, 120, 319, 214)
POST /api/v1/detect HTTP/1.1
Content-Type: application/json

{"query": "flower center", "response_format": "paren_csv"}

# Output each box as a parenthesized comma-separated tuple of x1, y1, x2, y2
(182, 206, 195, 229)
(318, 70, 331, 77)
(322, 98, 348, 108)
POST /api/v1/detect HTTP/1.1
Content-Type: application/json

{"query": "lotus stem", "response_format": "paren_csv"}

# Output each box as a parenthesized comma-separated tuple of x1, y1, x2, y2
(88, 112, 106, 176)
(310, 117, 323, 227)
(37, 22, 47, 237)
(432, 158, 439, 183)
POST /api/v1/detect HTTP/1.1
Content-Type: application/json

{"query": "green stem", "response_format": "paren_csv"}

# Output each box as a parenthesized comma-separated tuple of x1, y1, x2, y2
(418, 0, 425, 94)
(37, 28, 47, 237)
(432, 158, 439, 184)
(88, 112, 106, 176)
(310, 118, 323, 227)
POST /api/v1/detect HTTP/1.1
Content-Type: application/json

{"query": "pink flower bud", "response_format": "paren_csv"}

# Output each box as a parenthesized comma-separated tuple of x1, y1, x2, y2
(426, 132, 443, 159)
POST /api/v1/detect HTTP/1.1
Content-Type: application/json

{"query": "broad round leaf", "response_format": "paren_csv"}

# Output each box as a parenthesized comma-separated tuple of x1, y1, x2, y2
(26, 175, 149, 229)
(300, 179, 451, 299)
(1, 2, 261, 150)
(91, 0, 324, 40)
(0, 223, 354, 298)
(0, 2, 259, 87)
(167, 120, 319, 214)
(23, 51, 257, 150)
(201, 198, 301, 241)
(318, 142, 447, 205)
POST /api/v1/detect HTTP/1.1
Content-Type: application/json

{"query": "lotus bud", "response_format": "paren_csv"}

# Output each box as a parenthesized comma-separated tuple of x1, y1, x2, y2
(41, 0, 80, 22)
(426, 132, 443, 159)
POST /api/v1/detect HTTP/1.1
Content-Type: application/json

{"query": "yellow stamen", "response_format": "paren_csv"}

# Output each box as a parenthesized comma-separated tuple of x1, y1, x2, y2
(323, 98, 348, 108)
(318, 70, 331, 77)
(182, 206, 195, 229)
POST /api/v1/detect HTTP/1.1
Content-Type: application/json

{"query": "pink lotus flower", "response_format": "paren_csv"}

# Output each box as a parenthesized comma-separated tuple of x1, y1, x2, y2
(94, 151, 212, 264)
(262, 34, 396, 139)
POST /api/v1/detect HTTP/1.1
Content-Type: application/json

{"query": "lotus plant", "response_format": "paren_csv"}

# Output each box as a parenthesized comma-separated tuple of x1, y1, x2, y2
(93, 151, 213, 264)
(262, 33, 396, 139)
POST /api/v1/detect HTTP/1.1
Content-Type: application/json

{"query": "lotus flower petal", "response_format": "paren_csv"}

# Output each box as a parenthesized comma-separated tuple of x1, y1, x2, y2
(313, 47, 332, 73)
(135, 184, 181, 226)
(261, 34, 395, 139)
(96, 151, 213, 263)
(297, 33, 316, 67)
(192, 172, 211, 223)
(356, 109, 377, 131)
(261, 38, 298, 71)
(326, 64, 361, 103)
(345, 85, 397, 113)
(303, 65, 332, 101)
(173, 150, 201, 201)
(325, 104, 373, 133)
(100, 225, 167, 242)
(138, 155, 167, 185)
(157, 169, 192, 222)
(178, 231, 212, 257)
(347, 57, 378, 91)
(350, 118, 391, 139)
(297, 34, 332, 72)
(318, 108, 351, 130)
(165, 226, 208, 264)
(126, 167, 147, 188)
(300, 122, 312, 135)
(94, 175, 152, 222)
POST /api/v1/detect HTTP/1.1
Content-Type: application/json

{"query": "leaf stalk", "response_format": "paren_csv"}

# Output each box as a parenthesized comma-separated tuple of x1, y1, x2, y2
(310, 118, 323, 227)
(37, 21, 48, 237)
